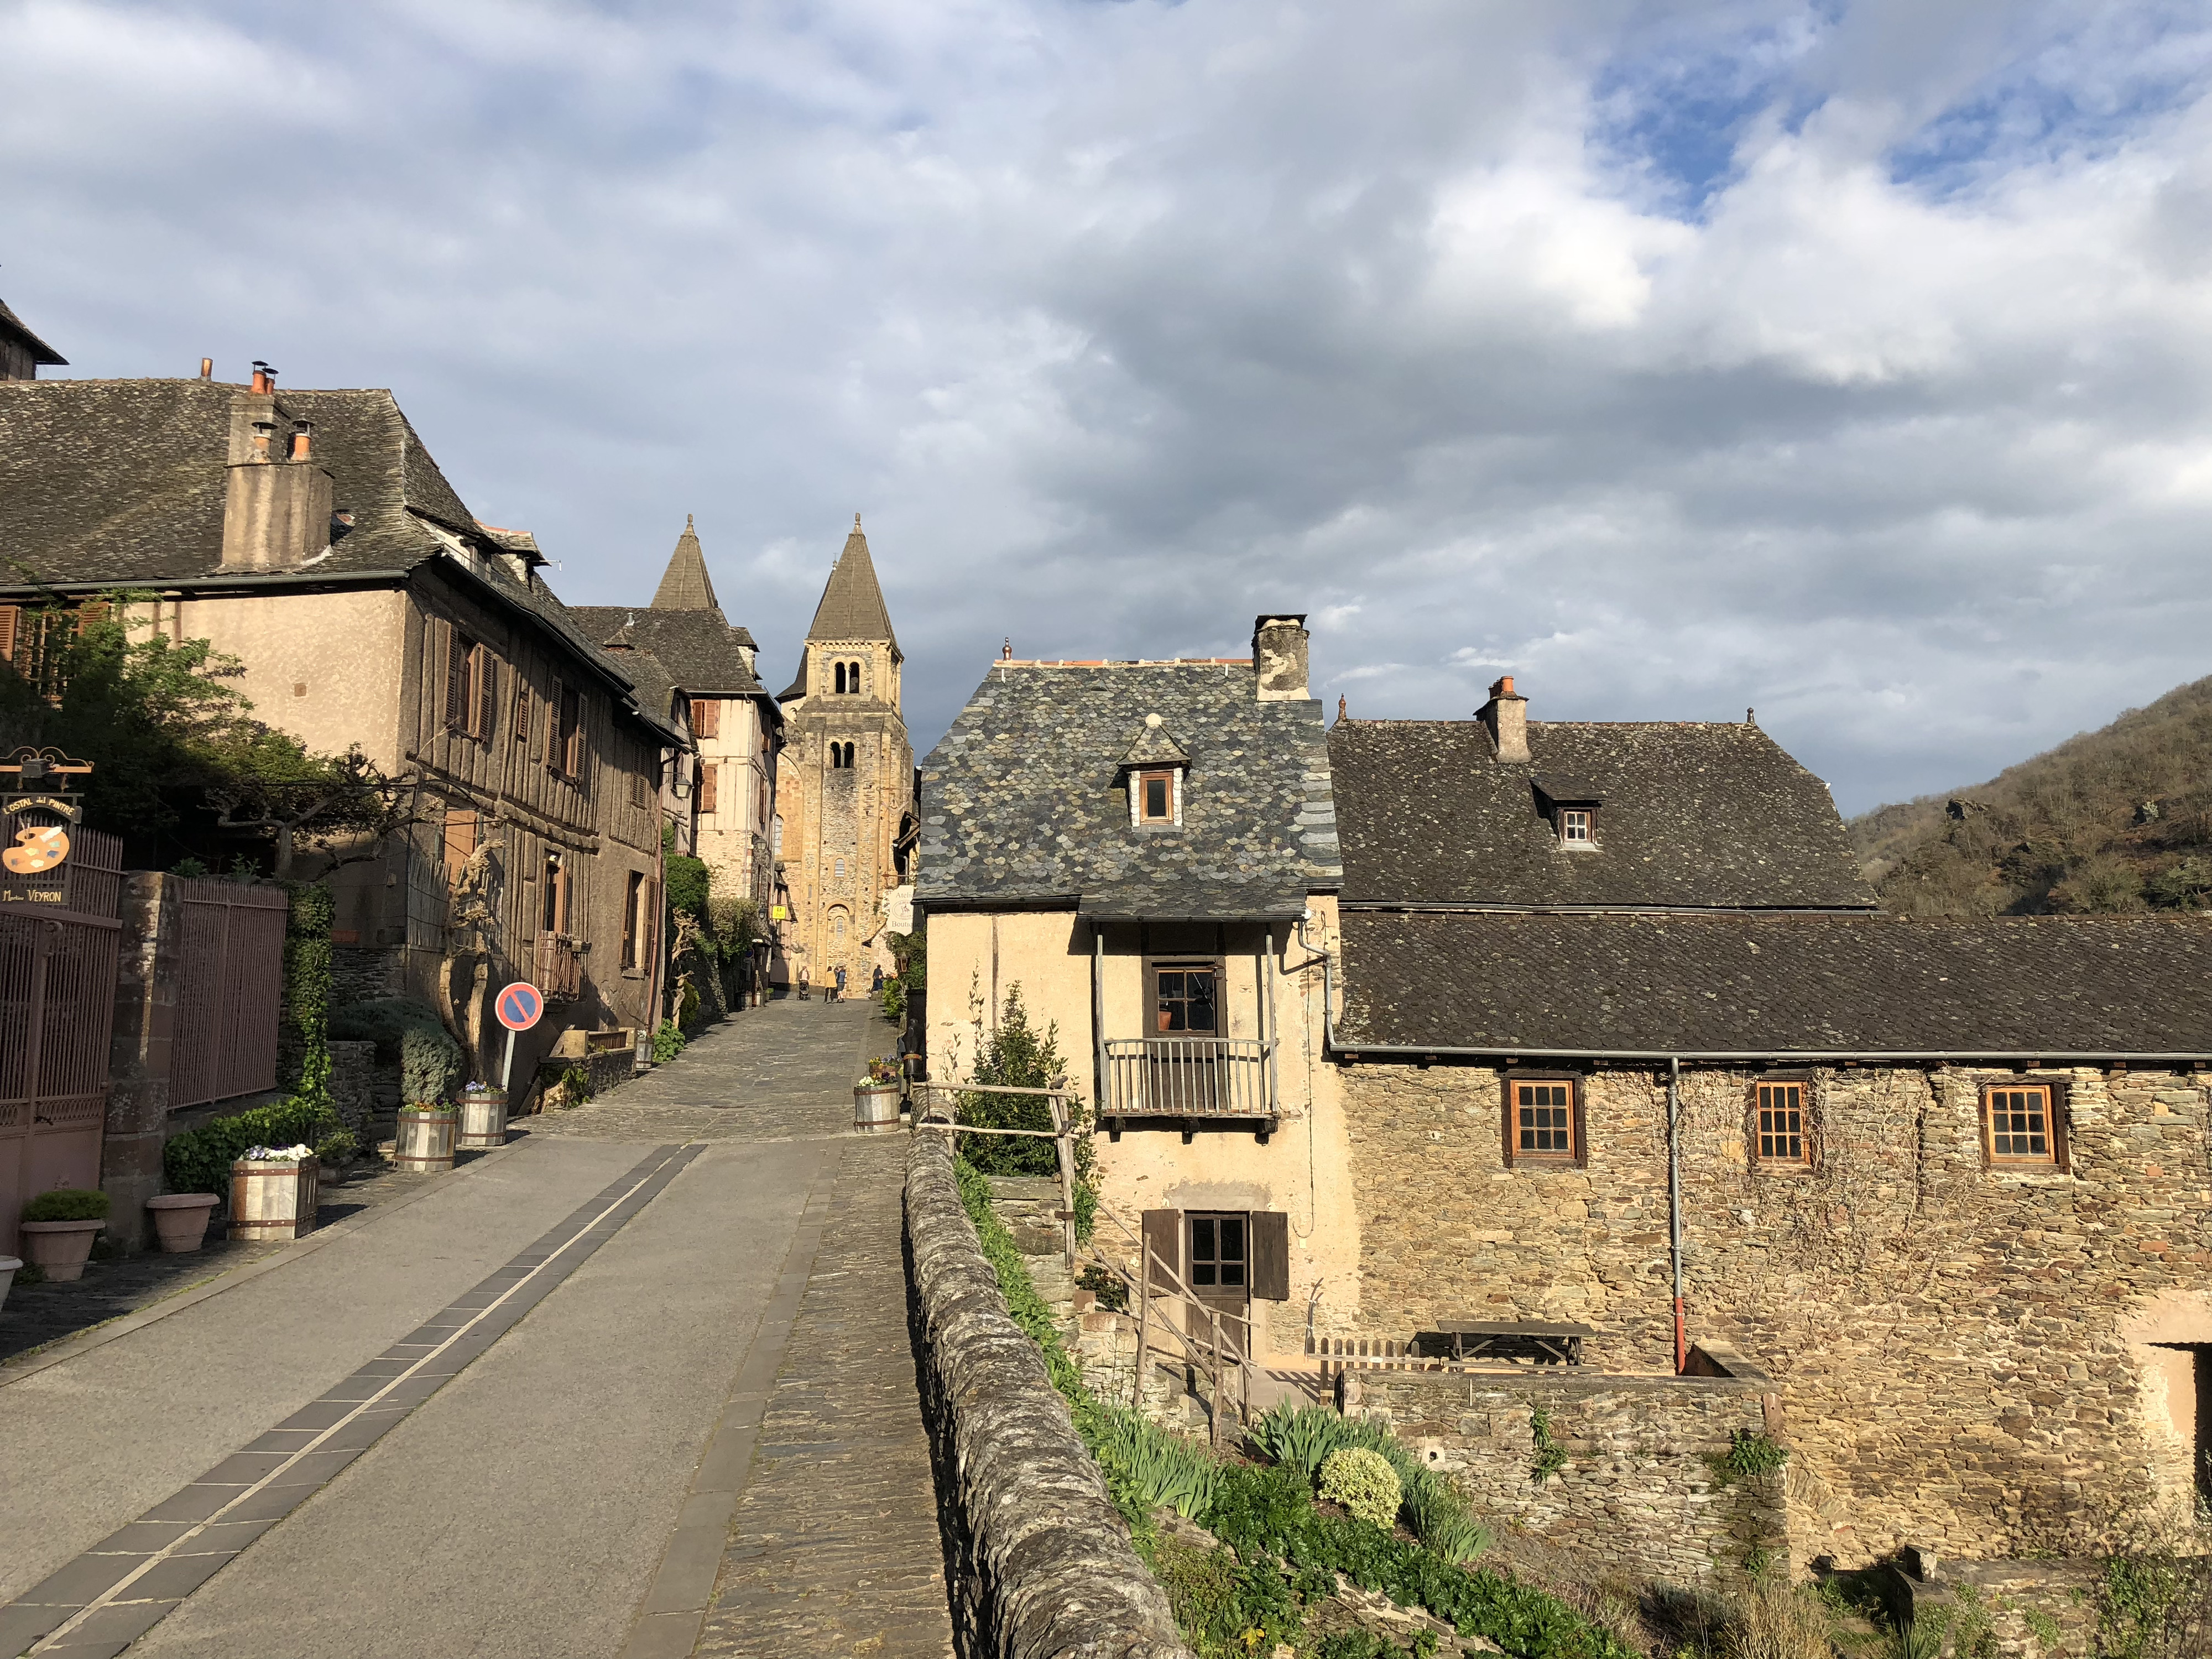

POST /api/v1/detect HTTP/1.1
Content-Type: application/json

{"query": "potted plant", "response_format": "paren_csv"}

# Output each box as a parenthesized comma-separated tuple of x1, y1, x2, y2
(315, 1128, 361, 1187)
(0, 1255, 20, 1310)
(457, 1081, 509, 1151)
(229, 1144, 320, 1243)
(853, 1056, 905, 1135)
(18, 1188, 111, 1281)
(146, 1192, 221, 1254)
(394, 1100, 458, 1172)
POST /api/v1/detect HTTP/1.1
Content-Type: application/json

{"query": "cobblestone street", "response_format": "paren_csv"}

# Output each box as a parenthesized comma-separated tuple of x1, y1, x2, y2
(0, 1000, 954, 1659)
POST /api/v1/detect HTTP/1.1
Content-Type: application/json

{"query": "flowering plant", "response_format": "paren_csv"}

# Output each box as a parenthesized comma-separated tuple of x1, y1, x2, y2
(399, 1099, 452, 1114)
(241, 1143, 316, 1162)
(865, 1057, 902, 1086)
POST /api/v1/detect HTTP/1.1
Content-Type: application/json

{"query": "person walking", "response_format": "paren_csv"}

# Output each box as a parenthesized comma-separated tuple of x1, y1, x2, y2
(872, 965, 884, 994)
(797, 966, 811, 1002)
(833, 964, 847, 1003)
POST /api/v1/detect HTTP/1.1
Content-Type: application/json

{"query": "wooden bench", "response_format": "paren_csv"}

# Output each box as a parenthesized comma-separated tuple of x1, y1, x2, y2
(1417, 1320, 1593, 1366)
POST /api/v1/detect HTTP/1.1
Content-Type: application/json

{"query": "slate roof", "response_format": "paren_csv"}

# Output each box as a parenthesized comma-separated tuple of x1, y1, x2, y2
(1335, 911, 2212, 1057)
(0, 299, 66, 367)
(1329, 718, 1872, 910)
(650, 516, 719, 611)
(568, 606, 766, 698)
(805, 520, 898, 648)
(918, 660, 1341, 920)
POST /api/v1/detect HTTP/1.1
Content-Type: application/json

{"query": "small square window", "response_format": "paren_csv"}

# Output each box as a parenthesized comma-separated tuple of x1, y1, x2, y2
(1139, 769, 1176, 823)
(1560, 809, 1592, 844)
(1984, 1084, 2059, 1166)
(1508, 1078, 1578, 1162)
(1755, 1082, 1809, 1166)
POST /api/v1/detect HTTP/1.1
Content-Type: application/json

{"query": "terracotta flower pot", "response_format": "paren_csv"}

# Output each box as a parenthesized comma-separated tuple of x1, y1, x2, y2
(458, 1091, 509, 1151)
(19, 1219, 104, 1282)
(147, 1194, 220, 1254)
(0, 1256, 18, 1310)
(229, 1158, 320, 1243)
(394, 1108, 458, 1173)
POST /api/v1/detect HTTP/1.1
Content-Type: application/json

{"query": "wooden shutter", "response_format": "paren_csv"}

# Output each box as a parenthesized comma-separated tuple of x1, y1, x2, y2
(698, 763, 717, 814)
(646, 878, 660, 964)
(476, 645, 498, 740)
(1249, 1211, 1290, 1301)
(74, 601, 111, 634)
(547, 679, 565, 771)
(622, 872, 639, 968)
(0, 606, 17, 664)
(444, 624, 468, 732)
(442, 807, 478, 887)
(1140, 1209, 1180, 1289)
(693, 697, 719, 739)
(513, 685, 530, 747)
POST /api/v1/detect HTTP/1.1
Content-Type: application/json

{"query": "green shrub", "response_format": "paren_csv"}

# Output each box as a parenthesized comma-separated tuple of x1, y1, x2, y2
(1253, 1402, 1359, 1483)
(653, 1020, 687, 1062)
(327, 998, 463, 1103)
(954, 984, 1098, 1243)
(314, 1128, 358, 1165)
(1094, 1406, 1219, 1520)
(1714, 1428, 1791, 1485)
(1250, 1404, 1489, 1563)
(20, 1187, 110, 1223)
(1322, 1448, 1402, 1530)
(1147, 1531, 1302, 1658)
(1076, 1261, 1130, 1313)
(163, 1096, 338, 1197)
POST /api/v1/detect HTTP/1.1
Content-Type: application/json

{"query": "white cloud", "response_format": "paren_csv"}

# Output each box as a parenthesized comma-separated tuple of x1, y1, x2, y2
(2, 0, 2208, 811)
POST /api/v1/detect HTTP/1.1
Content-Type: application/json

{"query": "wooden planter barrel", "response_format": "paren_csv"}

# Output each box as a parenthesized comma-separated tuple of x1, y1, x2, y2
(854, 1083, 904, 1135)
(394, 1109, 458, 1173)
(458, 1091, 509, 1151)
(229, 1158, 320, 1243)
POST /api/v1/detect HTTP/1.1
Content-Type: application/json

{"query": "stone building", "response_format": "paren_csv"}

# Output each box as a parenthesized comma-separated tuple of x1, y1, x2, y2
(0, 296, 66, 382)
(573, 517, 784, 919)
(919, 620, 2212, 1580)
(774, 519, 915, 992)
(0, 362, 682, 1078)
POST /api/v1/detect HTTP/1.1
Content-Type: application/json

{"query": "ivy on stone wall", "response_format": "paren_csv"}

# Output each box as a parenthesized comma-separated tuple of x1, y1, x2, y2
(283, 881, 336, 1110)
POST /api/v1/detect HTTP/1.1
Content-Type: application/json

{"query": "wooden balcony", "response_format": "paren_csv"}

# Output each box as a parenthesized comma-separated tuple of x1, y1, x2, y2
(1101, 1037, 1275, 1139)
(534, 932, 584, 1001)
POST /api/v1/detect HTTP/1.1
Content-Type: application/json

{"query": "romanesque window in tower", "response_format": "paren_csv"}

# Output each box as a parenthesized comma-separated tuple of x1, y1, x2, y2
(834, 661, 848, 693)
(830, 741, 855, 769)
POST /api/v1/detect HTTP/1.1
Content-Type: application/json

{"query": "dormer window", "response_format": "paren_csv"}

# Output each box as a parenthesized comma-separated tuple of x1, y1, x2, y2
(1120, 713, 1191, 829)
(1139, 769, 1177, 823)
(1532, 775, 1603, 853)
(1560, 809, 1592, 845)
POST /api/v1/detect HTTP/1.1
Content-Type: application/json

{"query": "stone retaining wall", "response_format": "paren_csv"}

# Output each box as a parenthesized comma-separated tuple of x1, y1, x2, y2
(905, 1130, 1192, 1659)
(1350, 1361, 1787, 1586)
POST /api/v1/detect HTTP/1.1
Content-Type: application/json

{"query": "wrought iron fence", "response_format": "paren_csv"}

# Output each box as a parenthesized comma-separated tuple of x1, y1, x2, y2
(170, 878, 289, 1110)
(1101, 1036, 1272, 1117)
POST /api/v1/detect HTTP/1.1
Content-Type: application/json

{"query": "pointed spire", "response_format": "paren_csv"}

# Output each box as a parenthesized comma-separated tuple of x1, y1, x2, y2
(650, 515, 720, 612)
(805, 517, 898, 649)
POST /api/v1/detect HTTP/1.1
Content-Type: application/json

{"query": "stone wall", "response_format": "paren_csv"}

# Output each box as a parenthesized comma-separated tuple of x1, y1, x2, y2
(1350, 1360, 1784, 1587)
(905, 1130, 1192, 1659)
(1340, 1058, 2212, 1567)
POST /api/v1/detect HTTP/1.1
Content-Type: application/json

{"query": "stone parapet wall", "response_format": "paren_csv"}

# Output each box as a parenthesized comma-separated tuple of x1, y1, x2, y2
(1351, 1364, 1783, 1586)
(1341, 1058, 2212, 1564)
(905, 1130, 1192, 1659)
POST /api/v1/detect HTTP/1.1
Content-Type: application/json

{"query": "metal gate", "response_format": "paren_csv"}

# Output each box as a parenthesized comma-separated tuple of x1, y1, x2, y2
(170, 879, 289, 1110)
(0, 825, 122, 1254)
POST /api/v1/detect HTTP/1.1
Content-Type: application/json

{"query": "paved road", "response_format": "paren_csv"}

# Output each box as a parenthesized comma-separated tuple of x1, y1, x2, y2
(0, 1000, 954, 1659)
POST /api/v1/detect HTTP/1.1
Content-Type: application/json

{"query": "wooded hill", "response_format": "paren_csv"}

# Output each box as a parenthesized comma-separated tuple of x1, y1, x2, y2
(1848, 674, 2212, 916)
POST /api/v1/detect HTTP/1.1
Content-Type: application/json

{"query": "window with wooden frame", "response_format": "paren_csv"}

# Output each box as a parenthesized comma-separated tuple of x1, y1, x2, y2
(1136, 768, 1178, 825)
(512, 685, 531, 749)
(1187, 1212, 1248, 1292)
(444, 627, 477, 735)
(1558, 808, 1593, 846)
(697, 762, 717, 815)
(622, 870, 644, 970)
(692, 697, 721, 739)
(1752, 1079, 1812, 1168)
(1503, 1074, 1583, 1165)
(1983, 1081, 2066, 1169)
(542, 851, 568, 935)
(1149, 959, 1220, 1035)
(550, 682, 585, 780)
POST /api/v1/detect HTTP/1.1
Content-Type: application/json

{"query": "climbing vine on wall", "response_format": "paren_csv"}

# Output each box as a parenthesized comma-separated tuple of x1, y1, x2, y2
(283, 881, 336, 1109)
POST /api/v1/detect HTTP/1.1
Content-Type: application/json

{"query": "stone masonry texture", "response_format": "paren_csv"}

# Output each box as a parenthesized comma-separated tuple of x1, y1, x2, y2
(1341, 1058, 2212, 1568)
(905, 1130, 1193, 1659)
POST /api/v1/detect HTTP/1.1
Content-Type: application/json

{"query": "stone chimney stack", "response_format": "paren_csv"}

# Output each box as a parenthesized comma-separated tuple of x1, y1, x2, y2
(1253, 613, 1310, 702)
(221, 374, 334, 571)
(1478, 674, 1529, 763)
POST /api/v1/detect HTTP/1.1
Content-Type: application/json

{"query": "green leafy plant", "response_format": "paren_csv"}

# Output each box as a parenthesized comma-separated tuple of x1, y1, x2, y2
(327, 998, 464, 1104)
(653, 1020, 687, 1062)
(1322, 1448, 1403, 1530)
(956, 983, 1098, 1243)
(556, 1064, 592, 1108)
(1529, 1408, 1569, 1486)
(163, 1096, 339, 1197)
(1403, 1474, 1491, 1567)
(1714, 1428, 1791, 1485)
(1076, 1262, 1130, 1313)
(865, 1056, 903, 1086)
(1094, 1406, 1220, 1520)
(1252, 1402, 1353, 1484)
(314, 1128, 359, 1166)
(19, 1188, 110, 1223)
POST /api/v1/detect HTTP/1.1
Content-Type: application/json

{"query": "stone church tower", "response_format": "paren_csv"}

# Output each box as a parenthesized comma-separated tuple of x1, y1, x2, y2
(774, 518, 915, 992)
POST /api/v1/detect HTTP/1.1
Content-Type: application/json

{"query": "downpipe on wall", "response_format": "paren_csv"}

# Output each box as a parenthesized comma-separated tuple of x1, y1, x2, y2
(1668, 1055, 1686, 1374)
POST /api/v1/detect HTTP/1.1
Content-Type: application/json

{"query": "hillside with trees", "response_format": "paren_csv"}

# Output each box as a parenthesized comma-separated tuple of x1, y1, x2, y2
(1849, 674, 2212, 916)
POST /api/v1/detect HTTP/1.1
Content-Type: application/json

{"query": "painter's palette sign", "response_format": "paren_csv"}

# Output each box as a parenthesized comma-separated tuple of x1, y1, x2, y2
(0, 747, 93, 908)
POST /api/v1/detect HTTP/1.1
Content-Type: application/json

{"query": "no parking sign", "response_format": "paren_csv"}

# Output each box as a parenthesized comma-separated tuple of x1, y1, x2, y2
(497, 982, 544, 1032)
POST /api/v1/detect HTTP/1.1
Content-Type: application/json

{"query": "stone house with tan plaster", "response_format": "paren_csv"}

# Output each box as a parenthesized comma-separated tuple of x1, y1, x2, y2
(0, 363, 683, 1083)
(774, 520, 915, 992)
(920, 622, 2212, 1579)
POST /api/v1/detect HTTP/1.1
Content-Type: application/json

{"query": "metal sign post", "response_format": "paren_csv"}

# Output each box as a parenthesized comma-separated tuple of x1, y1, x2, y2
(495, 982, 545, 1098)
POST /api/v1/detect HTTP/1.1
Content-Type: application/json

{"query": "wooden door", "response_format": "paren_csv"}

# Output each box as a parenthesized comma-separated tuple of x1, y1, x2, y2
(1147, 961, 1220, 1112)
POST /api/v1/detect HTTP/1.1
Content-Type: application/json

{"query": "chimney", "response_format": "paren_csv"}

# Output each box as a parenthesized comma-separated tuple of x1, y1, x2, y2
(221, 381, 333, 571)
(199, 358, 213, 381)
(1253, 613, 1310, 701)
(250, 360, 274, 394)
(1478, 674, 1529, 763)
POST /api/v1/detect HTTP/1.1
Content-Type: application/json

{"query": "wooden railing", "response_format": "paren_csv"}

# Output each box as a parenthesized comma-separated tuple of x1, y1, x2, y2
(1100, 1037, 1272, 1117)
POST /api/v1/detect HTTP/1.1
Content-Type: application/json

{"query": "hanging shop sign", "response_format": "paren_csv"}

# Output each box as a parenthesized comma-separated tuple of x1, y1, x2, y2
(0, 748, 93, 906)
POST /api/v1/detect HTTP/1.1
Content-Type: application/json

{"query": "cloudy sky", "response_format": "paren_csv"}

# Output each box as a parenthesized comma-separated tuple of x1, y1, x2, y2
(5, 0, 2209, 812)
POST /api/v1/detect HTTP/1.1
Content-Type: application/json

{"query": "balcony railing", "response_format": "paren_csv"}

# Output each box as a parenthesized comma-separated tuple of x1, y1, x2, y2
(1102, 1037, 1273, 1118)
(534, 933, 584, 1001)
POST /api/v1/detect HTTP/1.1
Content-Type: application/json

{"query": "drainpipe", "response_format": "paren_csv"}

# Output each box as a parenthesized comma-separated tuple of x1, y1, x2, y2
(1262, 925, 1279, 1115)
(1668, 1055, 1686, 1374)
(1092, 925, 1107, 1116)
(1293, 910, 1335, 1049)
